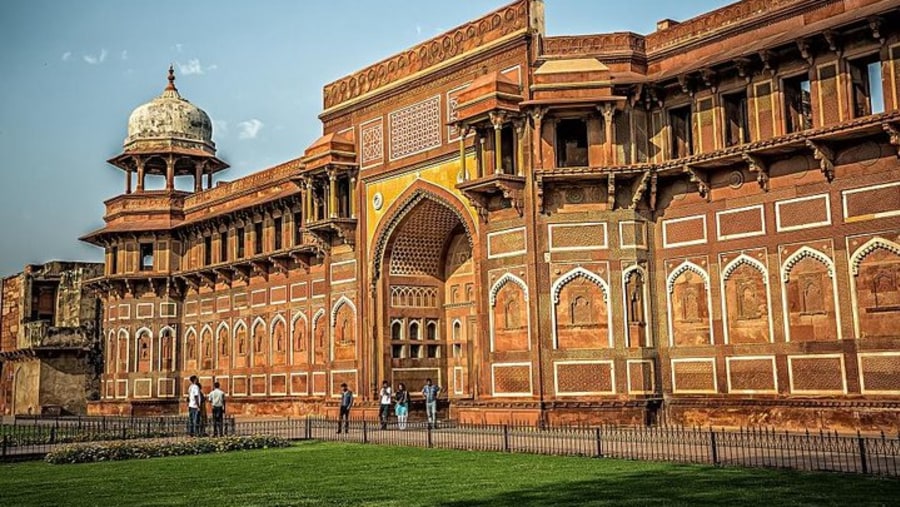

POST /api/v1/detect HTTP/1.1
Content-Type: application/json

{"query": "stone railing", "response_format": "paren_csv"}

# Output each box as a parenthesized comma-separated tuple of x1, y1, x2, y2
(20, 321, 94, 350)
(543, 33, 646, 57)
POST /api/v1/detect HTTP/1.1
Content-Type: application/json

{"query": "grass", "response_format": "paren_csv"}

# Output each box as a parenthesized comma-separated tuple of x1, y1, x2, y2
(0, 441, 898, 506)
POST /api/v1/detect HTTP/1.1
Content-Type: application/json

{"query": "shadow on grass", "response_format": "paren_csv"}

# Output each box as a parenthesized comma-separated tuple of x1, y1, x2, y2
(436, 464, 900, 507)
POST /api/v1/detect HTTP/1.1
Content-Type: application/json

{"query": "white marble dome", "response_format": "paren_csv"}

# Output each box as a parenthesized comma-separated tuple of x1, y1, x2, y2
(124, 67, 215, 153)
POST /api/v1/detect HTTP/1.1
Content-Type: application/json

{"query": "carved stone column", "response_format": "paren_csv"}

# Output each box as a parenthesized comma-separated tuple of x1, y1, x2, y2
(491, 112, 505, 175)
(530, 108, 545, 170)
(514, 119, 525, 177)
(328, 169, 337, 219)
(350, 175, 357, 219)
(125, 167, 132, 194)
(165, 155, 175, 191)
(474, 129, 484, 179)
(601, 103, 616, 166)
(458, 125, 470, 181)
(136, 156, 146, 193)
(194, 161, 203, 192)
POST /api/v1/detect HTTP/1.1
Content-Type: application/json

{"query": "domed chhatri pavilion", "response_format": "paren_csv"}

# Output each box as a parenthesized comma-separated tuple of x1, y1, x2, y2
(79, 0, 900, 432)
(107, 66, 227, 194)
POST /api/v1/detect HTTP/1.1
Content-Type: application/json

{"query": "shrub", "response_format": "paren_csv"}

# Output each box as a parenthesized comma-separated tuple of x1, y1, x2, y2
(45, 435, 290, 464)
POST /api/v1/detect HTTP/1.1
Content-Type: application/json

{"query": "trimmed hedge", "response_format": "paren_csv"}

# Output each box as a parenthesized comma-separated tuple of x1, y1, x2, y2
(45, 435, 290, 464)
(3, 430, 175, 447)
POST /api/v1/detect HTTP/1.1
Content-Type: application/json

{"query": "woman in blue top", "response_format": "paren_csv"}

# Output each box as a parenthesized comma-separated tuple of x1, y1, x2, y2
(394, 383, 410, 430)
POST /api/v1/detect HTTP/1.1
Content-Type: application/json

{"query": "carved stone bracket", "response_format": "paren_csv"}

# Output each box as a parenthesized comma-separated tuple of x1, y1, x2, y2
(466, 193, 491, 223)
(457, 174, 525, 222)
(796, 38, 813, 65)
(677, 74, 694, 97)
(535, 175, 545, 214)
(806, 140, 835, 182)
(630, 171, 652, 209)
(198, 271, 216, 288)
(884, 122, 900, 157)
(868, 16, 885, 45)
(700, 68, 717, 92)
(733, 57, 752, 83)
(232, 265, 251, 284)
(649, 173, 658, 211)
(269, 256, 291, 275)
(306, 218, 357, 249)
(822, 30, 841, 55)
(214, 268, 233, 287)
(683, 165, 710, 201)
(250, 259, 269, 281)
(742, 153, 769, 191)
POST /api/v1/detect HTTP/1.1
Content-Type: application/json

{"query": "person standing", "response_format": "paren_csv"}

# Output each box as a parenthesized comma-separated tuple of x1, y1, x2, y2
(187, 375, 201, 436)
(422, 378, 441, 429)
(208, 381, 227, 437)
(337, 383, 353, 434)
(394, 383, 410, 430)
(378, 380, 392, 430)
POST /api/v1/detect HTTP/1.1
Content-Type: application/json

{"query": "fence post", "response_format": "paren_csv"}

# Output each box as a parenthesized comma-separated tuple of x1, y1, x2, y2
(857, 431, 869, 474)
(427, 423, 433, 449)
(710, 428, 719, 465)
(306, 415, 312, 440)
(503, 425, 510, 453)
(595, 427, 603, 458)
(362, 420, 368, 444)
(2, 435, 7, 458)
(50, 427, 57, 445)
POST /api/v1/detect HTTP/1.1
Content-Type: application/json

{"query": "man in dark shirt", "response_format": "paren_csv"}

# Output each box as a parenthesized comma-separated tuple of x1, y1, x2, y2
(337, 383, 353, 434)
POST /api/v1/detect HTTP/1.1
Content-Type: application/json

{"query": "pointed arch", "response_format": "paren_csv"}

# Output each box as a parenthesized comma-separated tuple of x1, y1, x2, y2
(782, 246, 835, 282)
(722, 254, 769, 283)
(550, 267, 612, 349)
(666, 261, 710, 293)
(489, 273, 529, 307)
(291, 310, 308, 329)
(158, 326, 176, 371)
(850, 237, 900, 275)
(551, 267, 609, 303)
(330, 295, 357, 327)
(251, 317, 267, 335)
(232, 319, 248, 359)
(183, 326, 197, 366)
(215, 321, 230, 369)
(312, 308, 326, 329)
(134, 327, 153, 373)
(290, 310, 309, 361)
(369, 180, 477, 286)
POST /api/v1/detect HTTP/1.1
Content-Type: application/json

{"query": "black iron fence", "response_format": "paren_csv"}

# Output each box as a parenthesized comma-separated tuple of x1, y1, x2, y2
(3, 415, 899, 477)
(233, 418, 900, 477)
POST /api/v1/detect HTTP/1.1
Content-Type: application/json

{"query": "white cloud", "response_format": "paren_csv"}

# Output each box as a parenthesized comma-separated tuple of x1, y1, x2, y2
(213, 120, 228, 136)
(83, 48, 107, 65)
(174, 43, 183, 53)
(177, 58, 217, 75)
(61, 52, 71, 61)
(416, 25, 422, 35)
(237, 119, 263, 140)
(120, 50, 128, 60)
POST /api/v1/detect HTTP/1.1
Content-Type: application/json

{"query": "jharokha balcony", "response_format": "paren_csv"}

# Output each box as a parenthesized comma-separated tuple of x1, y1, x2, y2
(296, 132, 359, 248)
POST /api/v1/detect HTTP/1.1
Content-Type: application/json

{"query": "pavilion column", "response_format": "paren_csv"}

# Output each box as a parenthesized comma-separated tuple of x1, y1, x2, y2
(601, 103, 616, 165)
(515, 119, 525, 177)
(328, 169, 337, 219)
(474, 130, 484, 179)
(194, 161, 203, 192)
(306, 181, 314, 222)
(492, 116, 503, 175)
(530, 108, 545, 170)
(136, 157, 145, 193)
(125, 167, 132, 194)
(350, 175, 357, 219)
(206, 169, 213, 189)
(458, 126, 469, 181)
(165, 156, 175, 191)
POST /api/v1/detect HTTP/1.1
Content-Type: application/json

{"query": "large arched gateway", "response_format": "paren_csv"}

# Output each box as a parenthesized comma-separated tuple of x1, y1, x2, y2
(371, 187, 479, 406)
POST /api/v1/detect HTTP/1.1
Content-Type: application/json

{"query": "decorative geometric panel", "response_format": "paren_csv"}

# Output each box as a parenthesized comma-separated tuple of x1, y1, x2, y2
(672, 359, 716, 393)
(776, 194, 831, 231)
(157, 378, 175, 398)
(727, 357, 776, 392)
(290, 283, 308, 301)
(270, 374, 287, 395)
(250, 290, 266, 307)
(663, 215, 707, 248)
(216, 296, 231, 313)
(201, 299, 214, 315)
(549, 223, 607, 251)
(330, 261, 357, 284)
(184, 301, 197, 317)
(233, 292, 248, 309)
(454, 366, 464, 395)
(232, 376, 248, 397)
(251, 375, 267, 396)
(390, 199, 461, 276)
(133, 379, 151, 398)
(716, 206, 765, 240)
(447, 84, 469, 142)
(312, 279, 326, 298)
(789, 355, 845, 393)
(492, 364, 531, 395)
(312, 372, 327, 395)
(136, 303, 154, 319)
(619, 221, 647, 249)
(360, 118, 384, 166)
(290, 373, 308, 395)
(487, 228, 527, 258)
(859, 353, 900, 394)
(270, 286, 287, 304)
(392, 368, 440, 395)
(330, 370, 357, 397)
(843, 182, 900, 221)
(555, 361, 614, 395)
(628, 360, 655, 393)
(389, 95, 441, 160)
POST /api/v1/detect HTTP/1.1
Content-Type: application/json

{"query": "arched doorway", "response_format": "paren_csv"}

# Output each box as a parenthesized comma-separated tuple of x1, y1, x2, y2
(374, 190, 478, 401)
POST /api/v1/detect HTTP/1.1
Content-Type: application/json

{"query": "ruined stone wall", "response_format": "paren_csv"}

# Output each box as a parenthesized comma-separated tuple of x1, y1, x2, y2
(12, 360, 39, 415)
(40, 355, 91, 415)
(1, 275, 23, 352)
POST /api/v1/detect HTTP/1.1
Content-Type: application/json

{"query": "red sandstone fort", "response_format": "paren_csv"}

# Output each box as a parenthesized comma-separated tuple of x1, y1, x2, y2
(2, 0, 900, 431)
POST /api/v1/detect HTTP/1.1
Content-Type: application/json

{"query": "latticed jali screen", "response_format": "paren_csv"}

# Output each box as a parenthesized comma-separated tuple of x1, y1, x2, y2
(555, 362, 613, 394)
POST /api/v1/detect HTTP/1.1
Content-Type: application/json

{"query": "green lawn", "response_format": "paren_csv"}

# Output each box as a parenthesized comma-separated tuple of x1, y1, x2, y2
(0, 442, 897, 506)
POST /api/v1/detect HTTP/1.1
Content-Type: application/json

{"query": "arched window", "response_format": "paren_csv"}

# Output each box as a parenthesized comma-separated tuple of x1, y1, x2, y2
(452, 321, 461, 341)
(426, 321, 438, 340)
(409, 321, 420, 341)
(391, 321, 403, 341)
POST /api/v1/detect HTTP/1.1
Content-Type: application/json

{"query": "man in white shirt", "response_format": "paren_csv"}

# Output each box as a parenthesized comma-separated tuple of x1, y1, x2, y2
(378, 380, 392, 430)
(208, 381, 226, 437)
(188, 375, 201, 436)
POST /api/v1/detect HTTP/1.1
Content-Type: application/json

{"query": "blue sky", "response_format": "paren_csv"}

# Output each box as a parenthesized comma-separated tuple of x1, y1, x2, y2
(0, 0, 731, 276)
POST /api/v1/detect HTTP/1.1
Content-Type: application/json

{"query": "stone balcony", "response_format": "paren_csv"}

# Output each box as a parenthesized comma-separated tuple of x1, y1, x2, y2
(6, 321, 96, 355)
